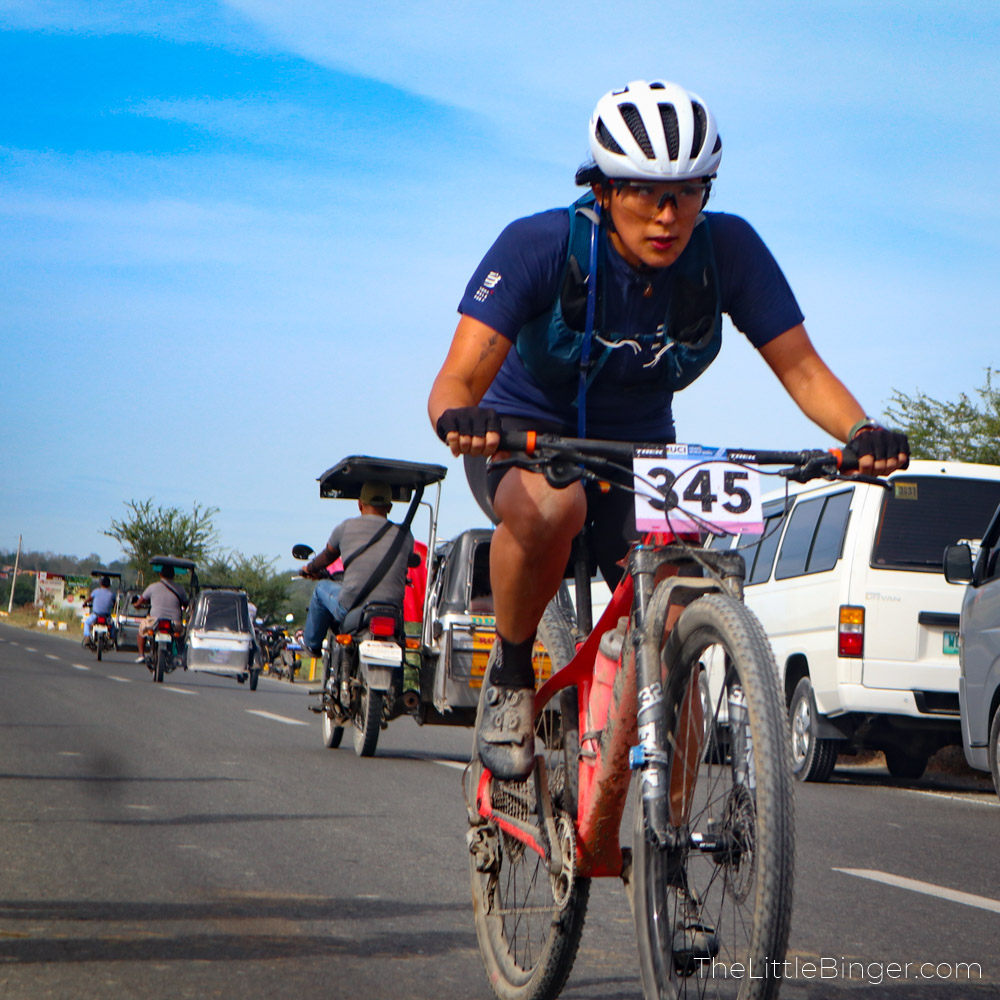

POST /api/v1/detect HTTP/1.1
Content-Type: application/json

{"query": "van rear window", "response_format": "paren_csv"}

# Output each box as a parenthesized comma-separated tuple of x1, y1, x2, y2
(871, 477, 1000, 572)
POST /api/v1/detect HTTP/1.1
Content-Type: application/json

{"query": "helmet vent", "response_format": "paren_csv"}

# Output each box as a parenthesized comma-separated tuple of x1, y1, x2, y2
(712, 134, 722, 153)
(690, 101, 707, 158)
(595, 118, 625, 155)
(619, 103, 654, 158)
(657, 104, 680, 161)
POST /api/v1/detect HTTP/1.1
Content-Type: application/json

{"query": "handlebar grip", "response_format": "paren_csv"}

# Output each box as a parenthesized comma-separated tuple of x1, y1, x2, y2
(832, 446, 859, 473)
(499, 430, 537, 454)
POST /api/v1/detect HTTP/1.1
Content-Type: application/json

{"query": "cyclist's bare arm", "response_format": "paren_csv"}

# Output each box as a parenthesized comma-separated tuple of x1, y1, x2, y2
(759, 324, 907, 475)
(428, 315, 511, 457)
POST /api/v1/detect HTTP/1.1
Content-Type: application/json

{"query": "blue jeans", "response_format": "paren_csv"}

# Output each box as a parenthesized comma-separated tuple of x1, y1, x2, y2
(304, 580, 346, 653)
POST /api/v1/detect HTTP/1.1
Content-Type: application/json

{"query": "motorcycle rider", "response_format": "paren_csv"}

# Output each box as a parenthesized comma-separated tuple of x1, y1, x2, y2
(428, 79, 910, 781)
(82, 575, 116, 648)
(299, 481, 415, 657)
(133, 564, 188, 663)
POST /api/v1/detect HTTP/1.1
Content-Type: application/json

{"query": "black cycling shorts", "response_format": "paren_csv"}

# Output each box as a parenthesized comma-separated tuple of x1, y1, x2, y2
(463, 416, 663, 589)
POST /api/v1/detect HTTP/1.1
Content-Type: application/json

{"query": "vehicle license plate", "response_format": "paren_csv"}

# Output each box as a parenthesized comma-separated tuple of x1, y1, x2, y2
(633, 444, 763, 535)
(359, 639, 402, 663)
(943, 630, 960, 655)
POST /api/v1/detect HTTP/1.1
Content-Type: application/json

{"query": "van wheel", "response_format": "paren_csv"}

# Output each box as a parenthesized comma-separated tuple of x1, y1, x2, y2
(884, 747, 927, 780)
(789, 677, 838, 782)
(989, 710, 1000, 805)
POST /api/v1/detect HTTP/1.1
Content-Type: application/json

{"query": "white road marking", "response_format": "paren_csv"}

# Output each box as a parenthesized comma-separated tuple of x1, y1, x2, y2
(72, 663, 90, 671)
(25, 647, 37, 652)
(835, 868, 1000, 915)
(45, 654, 61, 661)
(245, 709, 308, 726)
(434, 760, 468, 771)
(125, 804, 153, 810)
(107, 676, 131, 683)
(896, 788, 998, 808)
(162, 687, 197, 696)
(58, 752, 82, 757)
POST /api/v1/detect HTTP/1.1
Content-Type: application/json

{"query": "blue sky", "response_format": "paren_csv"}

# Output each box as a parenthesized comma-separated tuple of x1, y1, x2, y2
(1, 0, 998, 567)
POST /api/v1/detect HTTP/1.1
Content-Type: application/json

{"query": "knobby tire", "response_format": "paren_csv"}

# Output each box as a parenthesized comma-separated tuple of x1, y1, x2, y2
(468, 601, 590, 1000)
(633, 592, 794, 1000)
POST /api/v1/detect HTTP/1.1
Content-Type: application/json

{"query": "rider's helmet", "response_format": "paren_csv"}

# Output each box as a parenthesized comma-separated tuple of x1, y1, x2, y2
(585, 80, 722, 182)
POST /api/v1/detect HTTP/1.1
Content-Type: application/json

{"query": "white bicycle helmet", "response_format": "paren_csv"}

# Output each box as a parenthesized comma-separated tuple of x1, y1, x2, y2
(588, 80, 722, 181)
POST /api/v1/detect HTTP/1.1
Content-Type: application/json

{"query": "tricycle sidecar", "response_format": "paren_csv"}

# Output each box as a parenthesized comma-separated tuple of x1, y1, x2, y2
(184, 586, 259, 689)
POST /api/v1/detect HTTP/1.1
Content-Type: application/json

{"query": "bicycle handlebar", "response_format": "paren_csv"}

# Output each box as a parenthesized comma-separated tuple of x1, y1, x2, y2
(497, 431, 859, 480)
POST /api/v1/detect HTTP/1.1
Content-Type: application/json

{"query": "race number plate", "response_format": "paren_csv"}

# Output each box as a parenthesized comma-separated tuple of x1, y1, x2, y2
(633, 444, 763, 535)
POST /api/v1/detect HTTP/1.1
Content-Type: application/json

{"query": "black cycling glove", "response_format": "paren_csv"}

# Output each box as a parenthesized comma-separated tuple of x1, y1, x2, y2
(435, 406, 502, 442)
(847, 424, 910, 467)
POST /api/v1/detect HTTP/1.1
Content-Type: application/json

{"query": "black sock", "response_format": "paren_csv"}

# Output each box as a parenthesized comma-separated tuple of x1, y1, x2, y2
(490, 633, 537, 688)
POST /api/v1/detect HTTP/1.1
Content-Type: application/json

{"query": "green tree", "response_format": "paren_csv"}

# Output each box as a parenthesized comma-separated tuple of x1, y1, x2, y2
(201, 551, 292, 621)
(104, 499, 219, 576)
(884, 367, 1000, 464)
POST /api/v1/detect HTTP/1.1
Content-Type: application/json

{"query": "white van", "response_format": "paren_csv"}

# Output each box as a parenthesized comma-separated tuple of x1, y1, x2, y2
(707, 460, 1000, 781)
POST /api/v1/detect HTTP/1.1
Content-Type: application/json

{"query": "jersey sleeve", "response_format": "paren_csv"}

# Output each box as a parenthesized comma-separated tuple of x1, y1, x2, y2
(710, 213, 805, 349)
(458, 209, 570, 341)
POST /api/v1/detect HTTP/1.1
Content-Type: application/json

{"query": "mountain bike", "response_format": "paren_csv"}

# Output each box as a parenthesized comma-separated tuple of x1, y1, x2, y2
(464, 432, 859, 1000)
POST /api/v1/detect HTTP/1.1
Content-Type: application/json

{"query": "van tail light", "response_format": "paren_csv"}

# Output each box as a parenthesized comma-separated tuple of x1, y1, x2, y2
(838, 605, 864, 657)
(369, 616, 396, 637)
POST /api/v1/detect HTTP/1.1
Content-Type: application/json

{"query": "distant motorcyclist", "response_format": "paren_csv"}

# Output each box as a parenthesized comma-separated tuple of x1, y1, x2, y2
(83, 575, 116, 648)
(299, 481, 414, 657)
(133, 564, 188, 663)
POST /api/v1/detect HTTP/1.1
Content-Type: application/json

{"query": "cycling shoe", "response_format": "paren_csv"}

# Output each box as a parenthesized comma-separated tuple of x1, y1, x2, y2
(476, 681, 535, 782)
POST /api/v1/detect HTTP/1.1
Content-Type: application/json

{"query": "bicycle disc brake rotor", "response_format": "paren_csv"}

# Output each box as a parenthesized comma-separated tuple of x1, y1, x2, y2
(721, 784, 756, 903)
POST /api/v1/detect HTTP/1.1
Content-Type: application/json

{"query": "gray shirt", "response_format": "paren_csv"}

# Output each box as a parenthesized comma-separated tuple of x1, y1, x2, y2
(327, 515, 414, 612)
(140, 580, 187, 624)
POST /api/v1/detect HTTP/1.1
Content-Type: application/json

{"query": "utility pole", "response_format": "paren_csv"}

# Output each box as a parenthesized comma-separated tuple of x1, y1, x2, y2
(7, 535, 22, 614)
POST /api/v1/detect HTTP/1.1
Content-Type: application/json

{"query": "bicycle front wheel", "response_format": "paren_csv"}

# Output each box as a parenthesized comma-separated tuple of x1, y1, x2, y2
(633, 593, 794, 1000)
(467, 602, 589, 1000)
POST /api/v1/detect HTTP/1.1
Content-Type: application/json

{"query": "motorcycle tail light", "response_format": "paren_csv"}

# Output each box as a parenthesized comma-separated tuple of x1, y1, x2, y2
(156, 620, 173, 635)
(838, 605, 864, 658)
(369, 616, 396, 637)
(96, 616, 108, 625)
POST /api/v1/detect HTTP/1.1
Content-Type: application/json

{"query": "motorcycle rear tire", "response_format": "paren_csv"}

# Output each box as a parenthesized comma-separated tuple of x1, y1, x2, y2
(96, 636, 104, 662)
(249, 668, 259, 691)
(155, 645, 166, 683)
(353, 684, 382, 758)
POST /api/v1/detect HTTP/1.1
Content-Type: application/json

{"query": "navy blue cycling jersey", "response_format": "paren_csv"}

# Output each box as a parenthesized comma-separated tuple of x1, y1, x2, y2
(459, 208, 804, 440)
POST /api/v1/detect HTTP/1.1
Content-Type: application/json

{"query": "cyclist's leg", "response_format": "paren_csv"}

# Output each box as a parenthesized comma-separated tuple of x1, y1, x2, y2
(472, 463, 584, 781)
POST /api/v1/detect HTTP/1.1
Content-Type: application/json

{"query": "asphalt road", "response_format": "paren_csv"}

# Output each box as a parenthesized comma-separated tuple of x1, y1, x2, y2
(2, 621, 998, 1000)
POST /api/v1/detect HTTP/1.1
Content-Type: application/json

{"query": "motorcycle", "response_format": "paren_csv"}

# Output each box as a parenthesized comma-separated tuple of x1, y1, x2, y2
(90, 614, 115, 661)
(144, 616, 184, 683)
(257, 614, 299, 681)
(293, 455, 446, 757)
(135, 555, 197, 683)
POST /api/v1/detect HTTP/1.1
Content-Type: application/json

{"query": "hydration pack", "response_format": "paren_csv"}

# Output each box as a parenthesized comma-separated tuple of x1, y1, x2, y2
(514, 192, 723, 420)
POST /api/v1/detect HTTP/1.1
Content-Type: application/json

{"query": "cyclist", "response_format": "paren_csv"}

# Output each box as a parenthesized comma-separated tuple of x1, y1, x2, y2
(428, 79, 909, 781)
